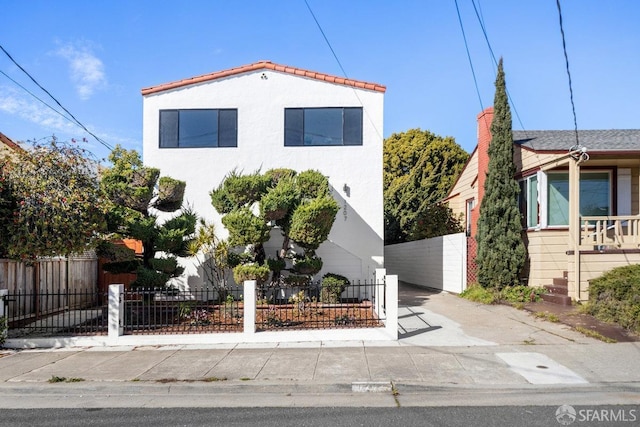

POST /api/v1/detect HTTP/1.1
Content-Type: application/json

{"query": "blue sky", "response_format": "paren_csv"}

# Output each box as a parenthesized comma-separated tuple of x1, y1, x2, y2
(1, 0, 639, 161)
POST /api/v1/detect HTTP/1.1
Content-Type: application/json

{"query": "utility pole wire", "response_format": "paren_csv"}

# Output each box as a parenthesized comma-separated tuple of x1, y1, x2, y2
(0, 44, 113, 151)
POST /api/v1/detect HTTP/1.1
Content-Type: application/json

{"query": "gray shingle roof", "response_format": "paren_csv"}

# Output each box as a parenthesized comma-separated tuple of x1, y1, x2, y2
(513, 129, 640, 151)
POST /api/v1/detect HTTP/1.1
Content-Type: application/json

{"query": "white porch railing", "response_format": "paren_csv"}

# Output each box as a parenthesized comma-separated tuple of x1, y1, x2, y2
(580, 216, 640, 249)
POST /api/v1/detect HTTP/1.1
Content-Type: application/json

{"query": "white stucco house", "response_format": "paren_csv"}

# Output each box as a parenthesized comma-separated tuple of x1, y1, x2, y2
(141, 60, 386, 288)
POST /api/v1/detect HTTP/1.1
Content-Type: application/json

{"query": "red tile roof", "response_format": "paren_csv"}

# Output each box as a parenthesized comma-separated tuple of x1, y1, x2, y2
(141, 60, 386, 95)
(0, 132, 23, 151)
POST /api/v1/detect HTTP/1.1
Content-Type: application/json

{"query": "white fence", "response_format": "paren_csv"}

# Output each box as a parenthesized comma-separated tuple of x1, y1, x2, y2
(384, 233, 467, 293)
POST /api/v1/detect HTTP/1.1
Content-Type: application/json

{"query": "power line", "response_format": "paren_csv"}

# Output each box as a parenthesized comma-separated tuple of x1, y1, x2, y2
(0, 68, 80, 130)
(0, 44, 114, 151)
(303, 0, 384, 142)
(454, 0, 486, 114)
(555, 0, 580, 149)
(304, 0, 348, 82)
(469, 0, 526, 133)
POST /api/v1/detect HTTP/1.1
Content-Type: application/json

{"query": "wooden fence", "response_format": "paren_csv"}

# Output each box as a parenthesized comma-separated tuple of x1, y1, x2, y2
(0, 256, 98, 321)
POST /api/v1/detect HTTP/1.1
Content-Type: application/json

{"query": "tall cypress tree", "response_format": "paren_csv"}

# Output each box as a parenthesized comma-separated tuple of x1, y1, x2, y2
(475, 58, 526, 289)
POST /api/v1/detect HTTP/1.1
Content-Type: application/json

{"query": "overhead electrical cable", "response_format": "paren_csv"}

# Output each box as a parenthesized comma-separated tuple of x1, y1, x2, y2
(303, 0, 383, 142)
(0, 68, 80, 130)
(555, 0, 581, 150)
(470, 0, 526, 134)
(454, 0, 485, 113)
(0, 44, 114, 151)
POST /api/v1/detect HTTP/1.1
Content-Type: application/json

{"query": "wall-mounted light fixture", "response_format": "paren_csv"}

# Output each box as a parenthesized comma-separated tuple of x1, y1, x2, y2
(342, 183, 351, 197)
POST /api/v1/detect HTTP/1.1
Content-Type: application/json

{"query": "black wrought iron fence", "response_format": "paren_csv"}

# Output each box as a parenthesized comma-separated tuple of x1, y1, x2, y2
(3, 288, 107, 338)
(255, 280, 384, 330)
(122, 288, 244, 335)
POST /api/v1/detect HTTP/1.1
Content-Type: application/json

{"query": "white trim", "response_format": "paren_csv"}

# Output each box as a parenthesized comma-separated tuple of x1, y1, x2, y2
(617, 168, 631, 216)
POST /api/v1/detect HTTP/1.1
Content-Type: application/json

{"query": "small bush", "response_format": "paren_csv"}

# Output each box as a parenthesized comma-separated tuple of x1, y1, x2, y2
(292, 255, 323, 275)
(222, 208, 270, 246)
(233, 263, 270, 285)
(289, 197, 340, 250)
(320, 273, 349, 303)
(460, 284, 496, 304)
(283, 274, 310, 287)
(583, 264, 640, 333)
(500, 285, 545, 304)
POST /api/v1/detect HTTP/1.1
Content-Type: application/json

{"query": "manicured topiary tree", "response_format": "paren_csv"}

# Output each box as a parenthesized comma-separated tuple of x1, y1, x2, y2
(99, 146, 196, 288)
(208, 168, 339, 288)
(475, 59, 526, 289)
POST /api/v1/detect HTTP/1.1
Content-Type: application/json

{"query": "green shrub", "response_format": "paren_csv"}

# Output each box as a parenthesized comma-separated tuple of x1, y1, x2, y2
(131, 266, 170, 289)
(296, 170, 330, 199)
(292, 255, 323, 275)
(155, 177, 186, 212)
(289, 197, 339, 250)
(460, 284, 496, 304)
(266, 257, 286, 273)
(283, 275, 310, 287)
(260, 177, 299, 221)
(584, 264, 640, 332)
(233, 263, 270, 285)
(264, 168, 296, 186)
(320, 273, 349, 303)
(500, 285, 545, 304)
(222, 208, 270, 246)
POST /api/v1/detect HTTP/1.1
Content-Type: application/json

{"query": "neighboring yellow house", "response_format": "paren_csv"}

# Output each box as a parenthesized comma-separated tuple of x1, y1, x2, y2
(446, 107, 640, 302)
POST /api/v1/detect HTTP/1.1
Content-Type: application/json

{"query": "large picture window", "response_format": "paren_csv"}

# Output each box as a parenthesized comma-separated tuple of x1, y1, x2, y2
(284, 107, 363, 146)
(547, 171, 611, 226)
(159, 109, 237, 148)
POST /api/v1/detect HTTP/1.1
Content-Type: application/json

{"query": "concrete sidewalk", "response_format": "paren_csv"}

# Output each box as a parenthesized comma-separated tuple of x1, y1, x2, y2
(1, 284, 639, 407)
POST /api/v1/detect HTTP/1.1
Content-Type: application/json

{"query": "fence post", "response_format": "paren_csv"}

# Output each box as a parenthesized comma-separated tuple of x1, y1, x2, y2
(0, 289, 7, 343)
(108, 284, 124, 342)
(374, 268, 386, 320)
(384, 274, 398, 340)
(243, 280, 256, 335)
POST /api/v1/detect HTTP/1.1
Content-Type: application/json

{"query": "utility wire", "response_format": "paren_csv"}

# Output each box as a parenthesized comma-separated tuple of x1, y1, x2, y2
(555, 0, 580, 149)
(304, 0, 349, 82)
(0, 68, 80, 131)
(454, 0, 485, 114)
(469, 0, 526, 133)
(0, 44, 114, 151)
(303, 0, 384, 142)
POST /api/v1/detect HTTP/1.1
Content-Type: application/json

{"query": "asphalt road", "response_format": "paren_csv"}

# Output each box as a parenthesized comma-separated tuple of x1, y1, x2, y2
(1, 406, 638, 427)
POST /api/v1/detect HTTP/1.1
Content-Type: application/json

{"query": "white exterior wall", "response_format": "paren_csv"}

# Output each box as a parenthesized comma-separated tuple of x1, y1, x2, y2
(384, 233, 467, 294)
(143, 69, 384, 287)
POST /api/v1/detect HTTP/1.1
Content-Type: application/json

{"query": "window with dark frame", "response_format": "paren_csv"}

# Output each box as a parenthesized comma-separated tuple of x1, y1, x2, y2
(284, 107, 363, 146)
(159, 109, 237, 148)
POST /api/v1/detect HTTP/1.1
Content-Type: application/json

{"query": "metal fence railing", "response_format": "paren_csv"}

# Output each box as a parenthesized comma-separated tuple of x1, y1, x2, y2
(2, 278, 387, 339)
(3, 288, 107, 338)
(122, 288, 244, 335)
(255, 280, 384, 331)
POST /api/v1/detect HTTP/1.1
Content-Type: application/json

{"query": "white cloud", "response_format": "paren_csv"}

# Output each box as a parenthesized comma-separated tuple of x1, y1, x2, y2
(54, 42, 107, 100)
(0, 86, 77, 134)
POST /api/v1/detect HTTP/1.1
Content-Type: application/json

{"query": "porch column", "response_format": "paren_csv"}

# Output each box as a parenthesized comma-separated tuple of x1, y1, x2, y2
(569, 159, 581, 300)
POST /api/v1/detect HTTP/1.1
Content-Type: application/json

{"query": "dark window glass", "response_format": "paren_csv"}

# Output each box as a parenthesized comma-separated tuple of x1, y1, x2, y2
(180, 110, 217, 147)
(159, 109, 237, 148)
(159, 110, 179, 148)
(284, 107, 363, 146)
(284, 109, 304, 146)
(343, 107, 363, 145)
(218, 109, 238, 147)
